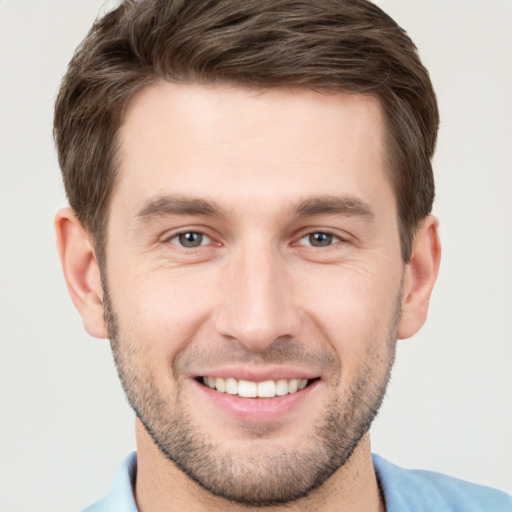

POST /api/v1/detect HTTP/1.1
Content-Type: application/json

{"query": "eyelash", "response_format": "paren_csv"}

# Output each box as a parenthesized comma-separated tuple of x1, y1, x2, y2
(296, 231, 342, 248)
(166, 229, 346, 250)
(167, 231, 213, 248)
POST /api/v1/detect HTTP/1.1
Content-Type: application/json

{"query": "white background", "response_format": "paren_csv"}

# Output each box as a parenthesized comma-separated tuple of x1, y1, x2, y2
(0, 1, 511, 511)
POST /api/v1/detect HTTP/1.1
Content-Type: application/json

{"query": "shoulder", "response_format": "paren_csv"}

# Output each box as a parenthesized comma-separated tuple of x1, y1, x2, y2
(372, 454, 512, 512)
(81, 452, 138, 512)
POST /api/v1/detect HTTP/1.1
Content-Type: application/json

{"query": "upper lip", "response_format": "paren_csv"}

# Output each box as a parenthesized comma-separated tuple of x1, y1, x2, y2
(189, 365, 320, 382)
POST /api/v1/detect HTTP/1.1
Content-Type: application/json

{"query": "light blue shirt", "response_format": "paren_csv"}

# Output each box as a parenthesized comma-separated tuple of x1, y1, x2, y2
(83, 452, 512, 511)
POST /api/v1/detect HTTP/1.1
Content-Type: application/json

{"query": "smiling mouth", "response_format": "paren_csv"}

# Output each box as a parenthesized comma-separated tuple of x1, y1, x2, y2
(200, 377, 318, 398)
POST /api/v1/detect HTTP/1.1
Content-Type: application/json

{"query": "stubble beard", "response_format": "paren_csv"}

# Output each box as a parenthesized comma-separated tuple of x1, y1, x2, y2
(103, 285, 399, 507)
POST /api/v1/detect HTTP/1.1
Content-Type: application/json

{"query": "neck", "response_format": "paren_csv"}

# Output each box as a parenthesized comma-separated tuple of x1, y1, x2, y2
(134, 420, 385, 512)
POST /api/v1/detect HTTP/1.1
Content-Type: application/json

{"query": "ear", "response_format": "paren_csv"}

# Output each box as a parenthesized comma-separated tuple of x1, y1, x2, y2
(55, 207, 107, 339)
(398, 215, 441, 340)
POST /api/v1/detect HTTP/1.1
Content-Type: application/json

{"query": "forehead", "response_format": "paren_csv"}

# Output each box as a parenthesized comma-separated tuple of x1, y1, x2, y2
(114, 82, 391, 215)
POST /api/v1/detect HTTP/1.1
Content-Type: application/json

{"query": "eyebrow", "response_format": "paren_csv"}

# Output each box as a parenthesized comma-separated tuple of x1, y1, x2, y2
(136, 195, 226, 222)
(293, 195, 375, 220)
(135, 193, 374, 223)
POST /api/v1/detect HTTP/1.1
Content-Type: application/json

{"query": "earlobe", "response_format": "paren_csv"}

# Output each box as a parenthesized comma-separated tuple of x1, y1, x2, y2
(55, 207, 108, 339)
(398, 215, 441, 340)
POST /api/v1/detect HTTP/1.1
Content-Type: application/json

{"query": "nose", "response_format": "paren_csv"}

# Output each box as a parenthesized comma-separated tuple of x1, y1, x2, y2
(214, 242, 302, 352)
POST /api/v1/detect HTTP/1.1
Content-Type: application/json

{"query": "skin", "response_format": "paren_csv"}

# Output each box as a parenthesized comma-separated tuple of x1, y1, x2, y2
(56, 83, 441, 512)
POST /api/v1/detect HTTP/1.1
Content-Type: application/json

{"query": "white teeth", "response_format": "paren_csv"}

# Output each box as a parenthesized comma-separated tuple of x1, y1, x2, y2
(275, 379, 289, 396)
(257, 380, 275, 398)
(202, 376, 310, 398)
(225, 377, 238, 395)
(288, 379, 298, 393)
(238, 380, 257, 398)
(215, 377, 226, 393)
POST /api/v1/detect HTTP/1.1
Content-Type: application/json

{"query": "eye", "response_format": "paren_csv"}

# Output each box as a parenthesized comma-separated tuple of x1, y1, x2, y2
(299, 232, 340, 247)
(169, 231, 212, 248)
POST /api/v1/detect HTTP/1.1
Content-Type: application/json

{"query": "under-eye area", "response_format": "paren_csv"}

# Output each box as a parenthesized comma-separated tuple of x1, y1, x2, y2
(198, 377, 320, 398)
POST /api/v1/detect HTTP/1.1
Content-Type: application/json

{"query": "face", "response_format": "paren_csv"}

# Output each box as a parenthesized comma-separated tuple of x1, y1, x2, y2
(105, 83, 404, 505)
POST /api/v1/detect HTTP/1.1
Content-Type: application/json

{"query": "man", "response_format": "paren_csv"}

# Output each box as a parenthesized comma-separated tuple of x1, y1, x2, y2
(53, 0, 511, 510)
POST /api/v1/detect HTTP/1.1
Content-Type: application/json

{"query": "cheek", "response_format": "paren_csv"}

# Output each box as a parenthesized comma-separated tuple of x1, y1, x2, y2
(299, 266, 400, 371)
(110, 268, 216, 365)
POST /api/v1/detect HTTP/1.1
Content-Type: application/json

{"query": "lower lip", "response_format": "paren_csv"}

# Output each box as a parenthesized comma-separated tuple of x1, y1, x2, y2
(191, 379, 319, 423)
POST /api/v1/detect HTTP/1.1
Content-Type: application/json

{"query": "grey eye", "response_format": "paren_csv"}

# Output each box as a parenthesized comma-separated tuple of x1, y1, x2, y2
(300, 232, 338, 247)
(171, 232, 210, 248)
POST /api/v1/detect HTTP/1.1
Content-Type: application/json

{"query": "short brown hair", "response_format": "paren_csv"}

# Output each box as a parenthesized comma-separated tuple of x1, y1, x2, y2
(54, 0, 439, 263)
